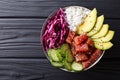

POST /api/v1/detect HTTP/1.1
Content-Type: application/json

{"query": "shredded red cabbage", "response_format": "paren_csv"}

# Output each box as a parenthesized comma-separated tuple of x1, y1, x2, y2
(42, 8, 69, 51)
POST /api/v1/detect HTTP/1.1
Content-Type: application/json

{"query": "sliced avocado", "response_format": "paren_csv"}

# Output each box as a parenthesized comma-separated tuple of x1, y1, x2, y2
(91, 24, 109, 39)
(93, 30, 115, 42)
(94, 41, 113, 50)
(87, 15, 104, 36)
(77, 8, 97, 34)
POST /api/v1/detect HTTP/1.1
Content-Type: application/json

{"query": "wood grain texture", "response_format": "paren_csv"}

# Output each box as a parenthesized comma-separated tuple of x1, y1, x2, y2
(0, 19, 44, 58)
(0, 0, 119, 80)
(0, 0, 119, 18)
(0, 19, 119, 58)
(0, 58, 119, 80)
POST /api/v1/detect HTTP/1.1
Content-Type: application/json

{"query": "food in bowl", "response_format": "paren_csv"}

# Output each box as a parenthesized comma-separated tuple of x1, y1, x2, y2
(41, 6, 115, 72)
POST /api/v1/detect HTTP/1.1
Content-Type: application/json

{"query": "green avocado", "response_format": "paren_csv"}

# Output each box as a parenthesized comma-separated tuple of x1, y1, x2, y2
(91, 24, 109, 39)
(94, 41, 113, 50)
(87, 15, 104, 36)
(77, 8, 97, 34)
(93, 30, 114, 42)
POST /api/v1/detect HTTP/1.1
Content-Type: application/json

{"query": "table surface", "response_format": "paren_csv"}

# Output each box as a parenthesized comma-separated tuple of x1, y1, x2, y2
(0, 0, 120, 80)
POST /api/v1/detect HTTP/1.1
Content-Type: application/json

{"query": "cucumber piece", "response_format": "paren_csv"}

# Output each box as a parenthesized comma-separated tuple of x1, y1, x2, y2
(71, 61, 83, 71)
(66, 50, 74, 63)
(47, 49, 63, 62)
(64, 60, 72, 71)
(48, 49, 52, 58)
(57, 52, 63, 62)
(61, 44, 70, 57)
(51, 61, 63, 67)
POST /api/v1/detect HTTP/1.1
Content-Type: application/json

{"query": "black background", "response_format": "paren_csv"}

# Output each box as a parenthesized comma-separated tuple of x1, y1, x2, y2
(0, 0, 120, 80)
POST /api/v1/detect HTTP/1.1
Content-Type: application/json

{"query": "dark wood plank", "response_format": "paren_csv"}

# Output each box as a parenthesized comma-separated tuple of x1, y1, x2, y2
(103, 19, 120, 58)
(0, 0, 119, 18)
(0, 58, 119, 80)
(0, 19, 45, 58)
(0, 18, 119, 58)
(0, 0, 119, 80)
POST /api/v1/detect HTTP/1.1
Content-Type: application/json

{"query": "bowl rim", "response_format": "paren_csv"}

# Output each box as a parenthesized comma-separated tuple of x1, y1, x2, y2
(40, 6, 105, 72)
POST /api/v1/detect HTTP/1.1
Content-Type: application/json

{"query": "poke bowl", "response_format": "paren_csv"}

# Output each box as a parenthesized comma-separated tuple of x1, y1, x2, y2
(41, 6, 114, 72)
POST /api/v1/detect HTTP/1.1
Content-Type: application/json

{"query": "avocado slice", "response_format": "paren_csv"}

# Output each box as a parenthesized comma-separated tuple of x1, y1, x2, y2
(77, 8, 97, 34)
(93, 30, 114, 42)
(91, 24, 109, 39)
(87, 15, 104, 36)
(94, 41, 113, 50)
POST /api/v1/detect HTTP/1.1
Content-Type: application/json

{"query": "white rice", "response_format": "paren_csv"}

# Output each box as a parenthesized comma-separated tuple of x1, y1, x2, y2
(65, 6, 91, 31)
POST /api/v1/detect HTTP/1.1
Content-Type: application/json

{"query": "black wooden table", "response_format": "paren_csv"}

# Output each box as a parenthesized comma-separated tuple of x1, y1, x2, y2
(0, 0, 120, 80)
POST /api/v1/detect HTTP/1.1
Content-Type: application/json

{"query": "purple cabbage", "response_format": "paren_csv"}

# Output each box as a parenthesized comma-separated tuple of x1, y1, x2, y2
(42, 8, 69, 51)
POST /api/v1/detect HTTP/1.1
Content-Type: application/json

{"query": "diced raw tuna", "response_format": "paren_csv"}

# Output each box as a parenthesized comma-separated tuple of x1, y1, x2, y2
(66, 31, 76, 44)
(73, 33, 88, 45)
(82, 49, 103, 69)
(75, 53, 89, 62)
(89, 49, 103, 63)
(75, 43, 89, 53)
(82, 60, 91, 69)
(86, 38, 94, 47)
(66, 32, 103, 70)
(66, 37, 72, 44)
(71, 46, 77, 56)
(69, 31, 76, 39)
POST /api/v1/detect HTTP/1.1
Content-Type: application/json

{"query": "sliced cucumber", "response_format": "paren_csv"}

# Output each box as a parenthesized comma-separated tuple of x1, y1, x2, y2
(66, 50, 74, 63)
(47, 49, 63, 62)
(61, 44, 70, 57)
(48, 49, 53, 58)
(51, 61, 63, 67)
(71, 61, 83, 71)
(64, 60, 72, 71)
(57, 52, 63, 62)
(57, 48, 61, 53)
